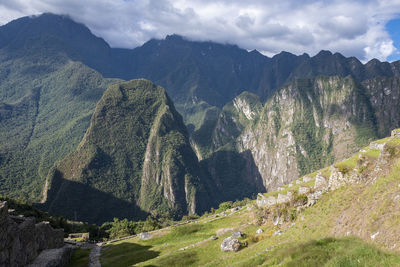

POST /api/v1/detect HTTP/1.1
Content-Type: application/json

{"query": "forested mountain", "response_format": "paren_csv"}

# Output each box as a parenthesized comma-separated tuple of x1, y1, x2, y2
(1, 13, 400, 223)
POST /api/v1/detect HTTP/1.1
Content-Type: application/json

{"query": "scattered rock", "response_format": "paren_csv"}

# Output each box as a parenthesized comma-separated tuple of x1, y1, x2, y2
(139, 232, 152, 240)
(391, 129, 400, 138)
(371, 231, 380, 240)
(303, 176, 313, 182)
(276, 192, 292, 204)
(314, 173, 327, 189)
(273, 230, 282, 236)
(298, 187, 310, 195)
(369, 142, 386, 151)
(296, 180, 302, 185)
(277, 187, 284, 191)
(220, 237, 241, 252)
(211, 236, 218, 240)
(394, 194, 400, 202)
(256, 229, 264, 234)
(256, 193, 277, 208)
(231, 231, 243, 238)
(307, 190, 323, 206)
(273, 216, 280, 226)
(288, 183, 293, 187)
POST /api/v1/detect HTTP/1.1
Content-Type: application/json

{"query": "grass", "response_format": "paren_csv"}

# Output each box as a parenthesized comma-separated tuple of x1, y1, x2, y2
(67, 248, 90, 267)
(172, 224, 203, 236)
(334, 154, 359, 174)
(98, 133, 400, 266)
(241, 237, 400, 267)
(364, 148, 381, 159)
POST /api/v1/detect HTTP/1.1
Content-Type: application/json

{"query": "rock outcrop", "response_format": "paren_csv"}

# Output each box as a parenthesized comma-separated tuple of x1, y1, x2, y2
(256, 129, 400, 213)
(220, 237, 241, 252)
(0, 201, 64, 267)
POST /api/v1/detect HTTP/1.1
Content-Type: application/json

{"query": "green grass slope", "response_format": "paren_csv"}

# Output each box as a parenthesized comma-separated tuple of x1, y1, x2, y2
(98, 130, 400, 266)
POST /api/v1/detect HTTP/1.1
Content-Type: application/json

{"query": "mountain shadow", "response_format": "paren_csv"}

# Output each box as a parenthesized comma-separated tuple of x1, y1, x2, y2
(201, 149, 266, 205)
(99, 242, 160, 266)
(40, 169, 149, 225)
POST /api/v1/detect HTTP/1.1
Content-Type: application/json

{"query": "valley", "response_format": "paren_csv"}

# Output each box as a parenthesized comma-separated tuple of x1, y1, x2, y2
(0, 12, 400, 266)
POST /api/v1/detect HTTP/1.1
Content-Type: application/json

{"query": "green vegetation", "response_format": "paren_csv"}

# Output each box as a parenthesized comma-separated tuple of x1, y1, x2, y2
(334, 154, 358, 174)
(43, 79, 208, 224)
(0, 195, 101, 238)
(100, 216, 169, 240)
(67, 248, 90, 267)
(98, 133, 400, 266)
(244, 237, 400, 266)
(0, 58, 117, 201)
(364, 148, 381, 159)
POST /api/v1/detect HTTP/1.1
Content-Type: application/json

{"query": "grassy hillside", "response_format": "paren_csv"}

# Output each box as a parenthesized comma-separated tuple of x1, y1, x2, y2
(95, 130, 400, 266)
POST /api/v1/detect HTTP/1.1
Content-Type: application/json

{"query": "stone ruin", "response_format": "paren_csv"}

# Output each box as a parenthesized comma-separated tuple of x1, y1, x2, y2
(0, 201, 66, 266)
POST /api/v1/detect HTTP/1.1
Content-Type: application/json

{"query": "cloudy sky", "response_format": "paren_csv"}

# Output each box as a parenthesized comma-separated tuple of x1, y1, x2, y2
(1, 0, 400, 62)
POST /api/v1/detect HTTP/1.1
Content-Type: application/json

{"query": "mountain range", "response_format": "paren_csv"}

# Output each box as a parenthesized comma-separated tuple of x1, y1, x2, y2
(1, 13, 400, 223)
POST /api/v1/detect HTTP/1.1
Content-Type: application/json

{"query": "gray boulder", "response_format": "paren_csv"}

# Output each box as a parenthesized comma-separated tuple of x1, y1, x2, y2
(256, 194, 277, 208)
(231, 231, 243, 238)
(273, 230, 282, 236)
(314, 174, 327, 189)
(139, 232, 152, 240)
(220, 237, 241, 252)
(256, 229, 263, 234)
(276, 192, 292, 204)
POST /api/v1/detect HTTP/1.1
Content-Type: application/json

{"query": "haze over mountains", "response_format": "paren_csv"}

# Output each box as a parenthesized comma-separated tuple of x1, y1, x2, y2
(1, 13, 400, 223)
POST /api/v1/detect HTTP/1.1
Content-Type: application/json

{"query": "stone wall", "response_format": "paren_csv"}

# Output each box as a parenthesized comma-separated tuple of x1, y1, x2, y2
(0, 201, 64, 267)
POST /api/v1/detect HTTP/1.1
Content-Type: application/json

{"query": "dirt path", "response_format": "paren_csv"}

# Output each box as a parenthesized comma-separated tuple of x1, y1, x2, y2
(89, 244, 102, 267)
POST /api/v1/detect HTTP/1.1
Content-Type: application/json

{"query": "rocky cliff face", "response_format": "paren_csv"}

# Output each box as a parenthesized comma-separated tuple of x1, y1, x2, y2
(43, 79, 208, 224)
(204, 76, 400, 193)
(0, 201, 64, 267)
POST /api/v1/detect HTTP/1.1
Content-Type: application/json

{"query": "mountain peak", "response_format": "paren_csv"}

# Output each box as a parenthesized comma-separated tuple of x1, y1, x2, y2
(165, 34, 186, 42)
(315, 50, 333, 58)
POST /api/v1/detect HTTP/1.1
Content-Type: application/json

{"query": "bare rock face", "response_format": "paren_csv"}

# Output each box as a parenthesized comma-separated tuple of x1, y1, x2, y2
(0, 201, 65, 267)
(314, 174, 327, 189)
(35, 222, 64, 250)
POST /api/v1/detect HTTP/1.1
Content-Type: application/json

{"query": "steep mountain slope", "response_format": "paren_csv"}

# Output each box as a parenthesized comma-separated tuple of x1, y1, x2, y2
(199, 75, 400, 192)
(2, 13, 400, 219)
(4, 14, 400, 126)
(96, 130, 400, 266)
(0, 58, 117, 200)
(43, 79, 210, 224)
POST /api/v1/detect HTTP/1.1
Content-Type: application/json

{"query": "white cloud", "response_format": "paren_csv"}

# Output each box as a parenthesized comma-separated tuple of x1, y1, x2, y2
(0, 0, 400, 61)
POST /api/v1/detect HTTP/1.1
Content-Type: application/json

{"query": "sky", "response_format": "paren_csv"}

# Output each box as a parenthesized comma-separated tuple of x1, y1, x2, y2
(1, 0, 400, 62)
